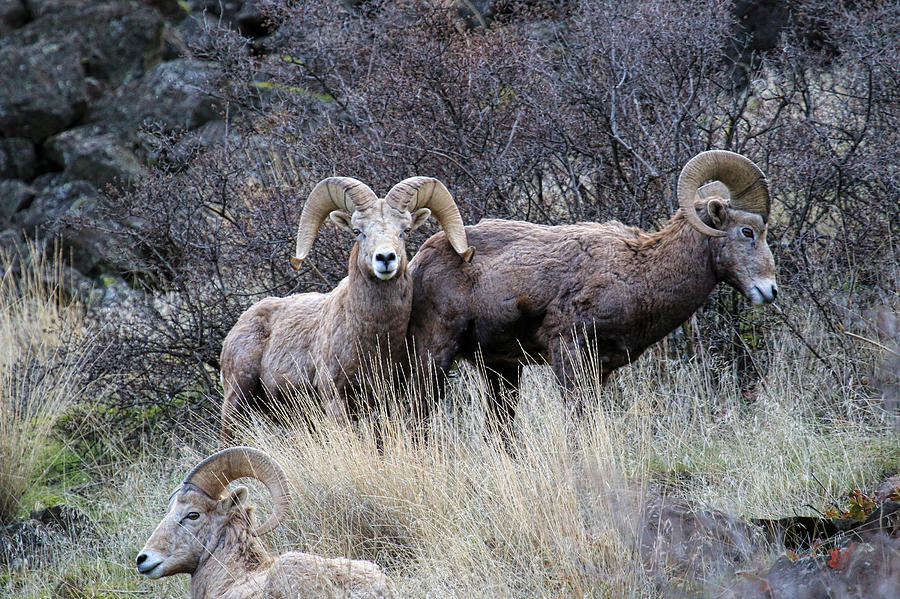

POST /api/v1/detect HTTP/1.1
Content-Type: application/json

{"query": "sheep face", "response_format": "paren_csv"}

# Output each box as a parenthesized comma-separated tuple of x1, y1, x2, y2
(136, 485, 249, 579)
(706, 199, 777, 305)
(330, 200, 431, 280)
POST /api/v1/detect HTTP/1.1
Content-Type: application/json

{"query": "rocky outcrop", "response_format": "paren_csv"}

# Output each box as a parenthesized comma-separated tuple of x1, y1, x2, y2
(10, 1, 166, 88)
(0, 138, 37, 181)
(640, 486, 900, 597)
(0, 0, 268, 291)
(0, 33, 88, 142)
(44, 126, 144, 189)
(88, 58, 223, 135)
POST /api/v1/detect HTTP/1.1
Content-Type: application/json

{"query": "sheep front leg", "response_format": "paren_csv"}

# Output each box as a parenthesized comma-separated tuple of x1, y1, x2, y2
(482, 363, 522, 437)
(220, 371, 257, 446)
(405, 320, 466, 428)
(220, 393, 241, 446)
(321, 396, 351, 427)
(316, 368, 351, 428)
(548, 335, 586, 416)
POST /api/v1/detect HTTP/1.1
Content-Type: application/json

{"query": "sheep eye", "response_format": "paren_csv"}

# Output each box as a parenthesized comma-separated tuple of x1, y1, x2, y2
(185, 512, 200, 521)
(741, 227, 754, 239)
(352, 228, 362, 236)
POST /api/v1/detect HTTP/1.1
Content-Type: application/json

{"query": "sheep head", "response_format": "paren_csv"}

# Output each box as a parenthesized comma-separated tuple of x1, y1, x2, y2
(290, 176, 473, 280)
(677, 150, 777, 305)
(136, 447, 290, 579)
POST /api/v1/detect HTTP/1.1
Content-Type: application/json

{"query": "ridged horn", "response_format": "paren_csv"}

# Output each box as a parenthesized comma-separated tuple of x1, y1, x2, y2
(290, 177, 378, 270)
(677, 150, 771, 238)
(696, 181, 730, 201)
(384, 177, 474, 262)
(183, 446, 291, 536)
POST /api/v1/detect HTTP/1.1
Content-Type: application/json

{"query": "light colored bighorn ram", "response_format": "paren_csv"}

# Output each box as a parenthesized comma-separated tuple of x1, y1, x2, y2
(136, 446, 398, 598)
(407, 150, 777, 427)
(219, 177, 471, 442)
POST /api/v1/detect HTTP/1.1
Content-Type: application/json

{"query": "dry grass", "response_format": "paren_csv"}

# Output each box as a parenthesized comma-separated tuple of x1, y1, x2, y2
(0, 247, 93, 525)
(1, 276, 897, 597)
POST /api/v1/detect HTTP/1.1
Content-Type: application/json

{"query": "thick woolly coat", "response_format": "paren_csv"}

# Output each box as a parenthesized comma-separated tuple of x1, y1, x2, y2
(407, 201, 775, 419)
(156, 487, 397, 599)
(219, 244, 412, 441)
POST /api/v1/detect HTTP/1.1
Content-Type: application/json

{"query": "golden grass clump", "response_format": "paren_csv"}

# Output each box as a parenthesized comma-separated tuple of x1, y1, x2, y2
(2, 283, 897, 598)
(0, 247, 93, 525)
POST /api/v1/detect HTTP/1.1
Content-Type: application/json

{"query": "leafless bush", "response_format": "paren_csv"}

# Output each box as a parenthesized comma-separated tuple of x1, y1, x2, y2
(88, 0, 899, 429)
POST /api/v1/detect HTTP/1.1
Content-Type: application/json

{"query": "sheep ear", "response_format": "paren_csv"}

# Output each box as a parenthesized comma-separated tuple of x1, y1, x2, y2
(410, 208, 432, 231)
(329, 210, 353, 232)
(707, 199, 728, 229)
(218, 485, 250, 513)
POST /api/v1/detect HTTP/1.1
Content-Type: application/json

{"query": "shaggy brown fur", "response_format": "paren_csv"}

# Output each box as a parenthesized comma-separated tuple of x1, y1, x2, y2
(219, 176, 471, 444)
(407, 199, 777, 428)
(220, 243, 414, 442)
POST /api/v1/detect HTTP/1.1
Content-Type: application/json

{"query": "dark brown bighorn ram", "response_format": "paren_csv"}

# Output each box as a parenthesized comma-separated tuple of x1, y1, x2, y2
(219, 176, 472, 443)
(407, 150, 777, 429)
(137, 447, 397, 598)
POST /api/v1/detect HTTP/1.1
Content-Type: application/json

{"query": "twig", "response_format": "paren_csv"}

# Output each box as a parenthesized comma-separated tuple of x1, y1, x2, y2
(770, 303, 841, 384)
(305, 260, 334, 287)
(811, 472, 829, 496)
(802, 503, 829, 519)
(843, 331, 899, 356)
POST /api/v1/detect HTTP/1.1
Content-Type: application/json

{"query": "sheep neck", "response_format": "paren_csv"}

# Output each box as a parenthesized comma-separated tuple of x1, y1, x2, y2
(342, 243, 413, 349)
(190, 512, 273, 599)
(620, 211, 718, 347)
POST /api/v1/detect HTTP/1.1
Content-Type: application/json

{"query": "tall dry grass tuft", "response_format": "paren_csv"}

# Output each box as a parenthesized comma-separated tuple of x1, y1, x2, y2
(3, 285, 896, 597)
(0, 246, 93, 524)
(237, 383, 651, 597)
(217, 297, 896, 597)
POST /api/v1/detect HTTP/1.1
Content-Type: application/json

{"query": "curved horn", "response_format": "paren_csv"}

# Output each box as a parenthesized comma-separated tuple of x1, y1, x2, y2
(696, 181, 730, 201)
(290, 177, 378, 270)
(183, 446, 291, 536)
(677, 150, 771, 238)
(384, 177, 474, 262)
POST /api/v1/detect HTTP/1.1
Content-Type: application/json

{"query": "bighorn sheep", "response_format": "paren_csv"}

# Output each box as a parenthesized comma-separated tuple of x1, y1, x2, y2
(219, 176, 472, 442)
(136, 446, 398, 598)
(407, 150, 777, 427)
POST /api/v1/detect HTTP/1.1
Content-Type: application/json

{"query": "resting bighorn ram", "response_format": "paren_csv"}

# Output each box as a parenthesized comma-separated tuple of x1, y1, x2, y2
(137, 446, 398, 598)
(407, 150, 777, 427)
(219, 177, 472, 442)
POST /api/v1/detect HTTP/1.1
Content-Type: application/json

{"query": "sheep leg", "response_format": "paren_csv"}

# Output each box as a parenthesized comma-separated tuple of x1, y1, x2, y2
(482, 363, 522, 437)
(220, 372, 256, 446)
(405, 324, 465, 426)
(548, 335, 586, 415)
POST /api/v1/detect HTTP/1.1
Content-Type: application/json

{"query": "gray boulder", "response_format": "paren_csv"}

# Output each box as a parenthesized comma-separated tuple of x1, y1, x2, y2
(88, 58, 223, 134)
(640, 495, 768, 586)
(0, 180, 35, 223)
(143, 0, 192, 22)
(12, 179, 134, 276)
(13, 180, 96, 232)
(44, 125, 145, 189)
(0, 0, 27, 34)
(9, 1, 166, 87)
(724, 534, 900, 599)
(13, 178, 143, 276)
(0, 228, 25, 255)
(1, 504, 95, 570)
(0, 34, 88, 142)
(140, 119, 232, 170)
(0, 138, 37, 181)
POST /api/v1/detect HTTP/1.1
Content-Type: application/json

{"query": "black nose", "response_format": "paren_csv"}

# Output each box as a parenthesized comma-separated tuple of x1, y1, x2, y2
(771, 287, 778, 299)
(136, 553, 147, 566)
(375, 252, 396, 264)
